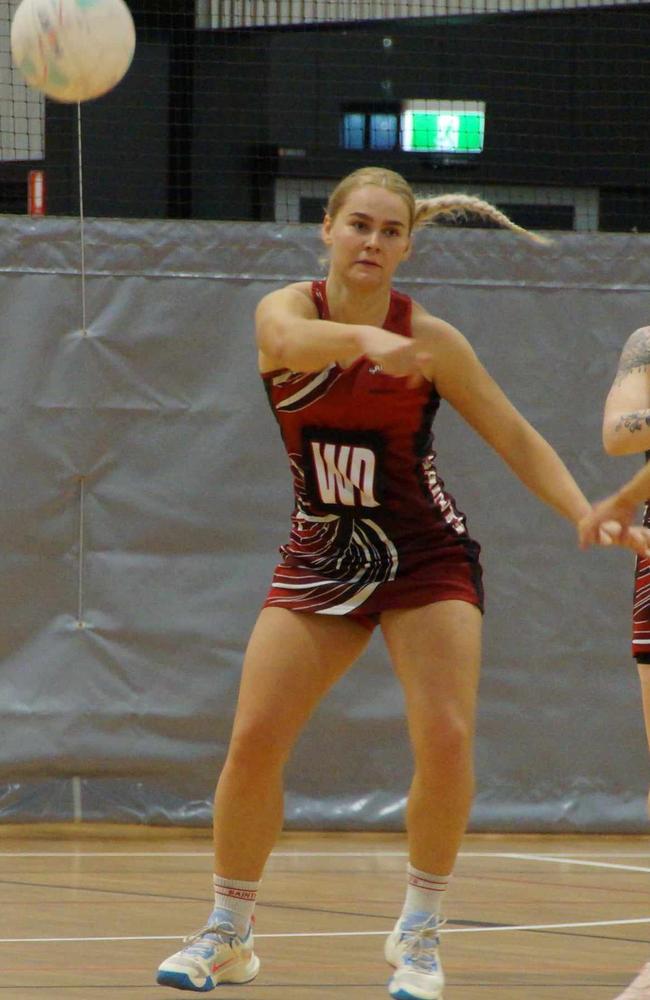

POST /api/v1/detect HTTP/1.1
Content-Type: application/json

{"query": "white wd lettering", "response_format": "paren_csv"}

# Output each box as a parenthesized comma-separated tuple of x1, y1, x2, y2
(310, 442, 379, 507)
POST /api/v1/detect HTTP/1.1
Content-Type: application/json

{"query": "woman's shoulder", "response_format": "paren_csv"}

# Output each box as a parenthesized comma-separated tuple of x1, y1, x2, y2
(288, 280, 316, 299)
(257, 280, 319, 317)
(261, 279, 314, 301)
(410, 299, 463, 340)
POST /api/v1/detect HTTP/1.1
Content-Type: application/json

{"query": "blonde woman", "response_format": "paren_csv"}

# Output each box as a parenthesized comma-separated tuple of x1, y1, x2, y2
(157, 168, 647, 999)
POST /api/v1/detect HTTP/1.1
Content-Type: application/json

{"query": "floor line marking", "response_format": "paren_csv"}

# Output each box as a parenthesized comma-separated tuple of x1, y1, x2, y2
(500, 852, 650, 875)
(2, 849, 650, 859)
(2, 915, 650, 944)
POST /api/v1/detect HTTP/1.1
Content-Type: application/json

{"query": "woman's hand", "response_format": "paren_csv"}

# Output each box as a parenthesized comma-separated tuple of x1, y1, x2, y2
(357, 327, 432, 386)
(578, 495, 650, 556)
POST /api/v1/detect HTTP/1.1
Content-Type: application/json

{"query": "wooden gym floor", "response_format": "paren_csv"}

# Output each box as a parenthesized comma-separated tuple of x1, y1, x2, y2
(1, 825, 649, 999)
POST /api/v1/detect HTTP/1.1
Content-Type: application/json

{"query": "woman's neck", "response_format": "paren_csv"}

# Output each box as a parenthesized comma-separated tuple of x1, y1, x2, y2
(324, 275, 392, 328)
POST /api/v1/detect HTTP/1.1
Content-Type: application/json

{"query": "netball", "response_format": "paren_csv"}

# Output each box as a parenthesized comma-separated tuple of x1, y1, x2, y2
(10, 0, 136, 103)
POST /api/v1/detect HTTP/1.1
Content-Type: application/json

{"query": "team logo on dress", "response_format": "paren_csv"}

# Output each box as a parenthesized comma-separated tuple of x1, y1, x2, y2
(302, 428, 385, 512)
(310, 442, 379, 507)
(368, 363, 383, 375)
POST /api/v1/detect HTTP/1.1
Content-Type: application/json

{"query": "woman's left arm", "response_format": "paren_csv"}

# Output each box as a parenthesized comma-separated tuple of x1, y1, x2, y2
(416, 315, 591, 524)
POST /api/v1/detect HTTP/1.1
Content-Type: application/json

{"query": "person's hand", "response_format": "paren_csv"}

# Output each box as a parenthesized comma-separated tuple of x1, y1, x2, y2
(578, 494, 650, 557)
(592, 520, 650, 557)
(359, 327, 432, 387)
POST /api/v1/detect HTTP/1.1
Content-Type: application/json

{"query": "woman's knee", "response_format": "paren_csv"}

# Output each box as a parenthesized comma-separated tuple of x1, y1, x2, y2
(225, 719, 295, 776)
(411, 707, 474, 770)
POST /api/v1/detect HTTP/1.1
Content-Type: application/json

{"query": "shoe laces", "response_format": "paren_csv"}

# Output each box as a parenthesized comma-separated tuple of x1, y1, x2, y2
(400, 914, 445, 973)
(181, 920, 238, 960)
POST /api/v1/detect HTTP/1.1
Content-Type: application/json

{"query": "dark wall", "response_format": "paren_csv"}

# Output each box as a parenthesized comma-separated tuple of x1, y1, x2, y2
(45, 39, 170, 218)
(190, 6, 650, 228)
(7, 4, 650, 228)
(192, 33, 270, 221)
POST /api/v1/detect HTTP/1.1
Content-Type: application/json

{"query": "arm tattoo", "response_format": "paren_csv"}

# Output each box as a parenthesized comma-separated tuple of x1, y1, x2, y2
(615, 411, 650, 434)
(614, 328, 650, 384)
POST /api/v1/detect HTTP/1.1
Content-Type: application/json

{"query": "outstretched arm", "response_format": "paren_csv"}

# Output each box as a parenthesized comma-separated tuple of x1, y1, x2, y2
(417, 316, 591, 524)
(415, 313, 650, 555)
(256, 284, 431, 380)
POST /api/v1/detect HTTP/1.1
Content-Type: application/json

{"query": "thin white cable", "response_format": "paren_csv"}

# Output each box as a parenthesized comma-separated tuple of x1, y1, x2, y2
(76, 104, 88, 629)
(77, 476, 85, 626)
(76, 102, 87, 335)
(71, 777, 82, 822)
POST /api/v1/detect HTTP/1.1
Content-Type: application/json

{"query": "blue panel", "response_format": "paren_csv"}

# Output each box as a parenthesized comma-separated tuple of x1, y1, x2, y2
(340, 113, 366, 150)
(369, 113, 397, 150)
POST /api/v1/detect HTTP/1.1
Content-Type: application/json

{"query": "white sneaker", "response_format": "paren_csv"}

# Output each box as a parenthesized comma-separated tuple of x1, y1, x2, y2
(156, 919, 260, 992)
(385, 912, 444, 1000)
(614, 962, 650, 999)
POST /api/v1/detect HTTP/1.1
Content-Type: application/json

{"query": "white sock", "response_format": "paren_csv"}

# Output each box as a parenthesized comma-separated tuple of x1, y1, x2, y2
(212, 873, 259, 936)
(400, 863, 450, 923)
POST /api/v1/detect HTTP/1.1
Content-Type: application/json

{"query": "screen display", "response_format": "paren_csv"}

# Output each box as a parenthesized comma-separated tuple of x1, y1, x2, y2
(400, 100, 485, 154)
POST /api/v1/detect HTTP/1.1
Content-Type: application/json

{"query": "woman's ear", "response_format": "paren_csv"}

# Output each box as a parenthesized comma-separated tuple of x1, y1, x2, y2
(321, 213, 333, 246)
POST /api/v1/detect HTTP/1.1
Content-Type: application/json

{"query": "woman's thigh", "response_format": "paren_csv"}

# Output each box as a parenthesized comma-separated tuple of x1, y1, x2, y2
(380, 600, 482, 745)
(229, 607, 372, 756)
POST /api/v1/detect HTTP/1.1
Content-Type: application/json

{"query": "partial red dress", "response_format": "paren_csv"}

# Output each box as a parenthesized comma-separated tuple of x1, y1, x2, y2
(633, 492, 650, 660)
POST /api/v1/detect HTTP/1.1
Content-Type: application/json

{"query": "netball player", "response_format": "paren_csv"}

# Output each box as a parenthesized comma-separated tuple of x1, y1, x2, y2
(157, 168, 649, 999)
(579, 327, 650, 1000)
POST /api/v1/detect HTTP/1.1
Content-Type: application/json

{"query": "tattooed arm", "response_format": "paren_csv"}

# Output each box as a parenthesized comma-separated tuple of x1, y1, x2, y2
(603, 326, 650, 455)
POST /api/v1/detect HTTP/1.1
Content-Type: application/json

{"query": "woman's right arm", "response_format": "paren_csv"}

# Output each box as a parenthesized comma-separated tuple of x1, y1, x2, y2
(256, 286, 362, 372)
(255, 285, 431, 378)
(603, 326, 650, 455)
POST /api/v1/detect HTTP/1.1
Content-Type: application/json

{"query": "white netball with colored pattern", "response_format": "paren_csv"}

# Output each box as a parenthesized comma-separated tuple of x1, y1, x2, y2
(11, 0, 136, 103)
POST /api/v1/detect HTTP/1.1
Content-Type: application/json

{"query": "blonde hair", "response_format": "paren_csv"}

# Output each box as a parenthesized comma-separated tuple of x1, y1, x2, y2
(326, 166, 548, 245)
(327, 167, 418, 229)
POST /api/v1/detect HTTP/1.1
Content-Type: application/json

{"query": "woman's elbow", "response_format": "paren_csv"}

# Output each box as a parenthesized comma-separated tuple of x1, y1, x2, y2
(257, 319, 289, 367)
(603, 429, 638, 456)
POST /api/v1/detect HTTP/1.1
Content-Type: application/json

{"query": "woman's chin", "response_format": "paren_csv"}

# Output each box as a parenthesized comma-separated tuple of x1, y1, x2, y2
(347, 265, 385, 286)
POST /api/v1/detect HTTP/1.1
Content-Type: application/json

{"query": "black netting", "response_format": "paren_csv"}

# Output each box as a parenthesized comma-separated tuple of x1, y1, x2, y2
(2, 0, 650, 231)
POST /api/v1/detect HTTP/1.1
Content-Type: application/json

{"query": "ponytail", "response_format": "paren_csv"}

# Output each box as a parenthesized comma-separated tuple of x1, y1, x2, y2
(414, 193, 550, 244)
(323, 168, 550, 244)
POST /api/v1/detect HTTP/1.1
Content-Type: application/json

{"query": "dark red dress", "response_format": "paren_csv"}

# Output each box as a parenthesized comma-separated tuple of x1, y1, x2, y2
(261, 280, 483, 629)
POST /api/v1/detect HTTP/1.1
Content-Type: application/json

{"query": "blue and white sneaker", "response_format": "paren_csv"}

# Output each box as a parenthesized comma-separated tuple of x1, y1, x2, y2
(384, 911, 445, 1000)
(156, 919, 260, 992)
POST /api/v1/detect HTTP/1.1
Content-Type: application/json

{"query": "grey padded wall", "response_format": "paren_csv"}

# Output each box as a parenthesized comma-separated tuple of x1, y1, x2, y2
(0, 216, 648, 830)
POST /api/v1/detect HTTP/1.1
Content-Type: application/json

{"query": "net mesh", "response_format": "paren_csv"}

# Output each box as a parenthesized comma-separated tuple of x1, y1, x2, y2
(1, 0, 649, 230)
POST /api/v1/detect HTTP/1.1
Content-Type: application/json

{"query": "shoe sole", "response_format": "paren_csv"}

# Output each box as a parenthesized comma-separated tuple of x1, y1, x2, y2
(388, 987, 442, 1000)
(156, 969, 215, 992)
(157, 955, 260, 992)
(388, 983, 443, 1000)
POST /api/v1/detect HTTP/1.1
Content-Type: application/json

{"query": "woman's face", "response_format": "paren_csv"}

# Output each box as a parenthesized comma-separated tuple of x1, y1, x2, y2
(322, 185, 412, 288)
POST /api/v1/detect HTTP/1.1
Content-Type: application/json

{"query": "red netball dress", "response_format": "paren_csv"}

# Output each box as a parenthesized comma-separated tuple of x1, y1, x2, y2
(633, 485, 650, 661)
(261, 280, 483, 628)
